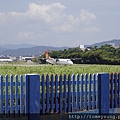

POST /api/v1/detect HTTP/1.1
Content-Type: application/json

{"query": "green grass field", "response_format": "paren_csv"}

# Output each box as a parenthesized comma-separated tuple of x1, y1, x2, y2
(0, 63, 119, 94)
(0, 64, 119, 76)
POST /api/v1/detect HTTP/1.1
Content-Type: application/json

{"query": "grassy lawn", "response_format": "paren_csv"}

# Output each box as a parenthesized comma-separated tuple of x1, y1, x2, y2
(0, 63, 119, 76)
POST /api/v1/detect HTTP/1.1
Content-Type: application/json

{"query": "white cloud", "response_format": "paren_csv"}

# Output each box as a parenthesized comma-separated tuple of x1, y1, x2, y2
(25, 2, 66, 23)
(0, 2, 98, 33)
(0, 12, 7, 25)
(17, 31, 43, 41)
(79, 9, 96, 24)
(0, 2, 100, 46)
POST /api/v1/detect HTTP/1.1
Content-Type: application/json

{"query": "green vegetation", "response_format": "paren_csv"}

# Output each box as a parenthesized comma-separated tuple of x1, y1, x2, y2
(40, 44, 120, 65)
(0, 64, 119, 76)
(0, 64, 119, 94)
(1, 44, 120, 76)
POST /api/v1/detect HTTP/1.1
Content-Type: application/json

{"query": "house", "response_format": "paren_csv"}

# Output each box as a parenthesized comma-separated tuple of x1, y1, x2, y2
(0, 56, 13, 62)
(19, 56, 35, 62)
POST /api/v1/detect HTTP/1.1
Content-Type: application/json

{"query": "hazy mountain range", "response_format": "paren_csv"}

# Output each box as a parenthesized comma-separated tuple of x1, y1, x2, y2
(90, 39, 120, 47)
(0, 45, 68, 56)
(0, 39, 120, 56)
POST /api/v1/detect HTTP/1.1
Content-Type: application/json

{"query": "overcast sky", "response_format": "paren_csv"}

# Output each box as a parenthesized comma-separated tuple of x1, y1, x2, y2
(0, 0, 120, 47)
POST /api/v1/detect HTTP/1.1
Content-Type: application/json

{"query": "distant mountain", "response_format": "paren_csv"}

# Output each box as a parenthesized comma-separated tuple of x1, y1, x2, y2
(90, 39, 120, 48)
(0, 46, 68, 56)
(0, 47, 6, 53)
(0, 39, 120, 56)
(0, 44, 36, 50)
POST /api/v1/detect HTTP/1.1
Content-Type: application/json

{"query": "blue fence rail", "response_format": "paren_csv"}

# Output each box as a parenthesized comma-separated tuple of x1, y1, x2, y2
(40, 74, 98, 114)
(0, 73, 120, 118)
(0, 75, 26, 117)
(110, 73, 120, 109)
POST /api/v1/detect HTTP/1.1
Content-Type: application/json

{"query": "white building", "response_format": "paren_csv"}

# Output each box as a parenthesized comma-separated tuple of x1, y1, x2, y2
(0, 56, 13, 62)
(19, 56, 35, 61)
(79, 45, 85, 51)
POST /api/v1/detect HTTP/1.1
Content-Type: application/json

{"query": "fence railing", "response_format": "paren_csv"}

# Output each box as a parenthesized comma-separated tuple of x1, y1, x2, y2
(110, 73, 120, 109)
(40, 74, 98, 114)
(0, 73, 120, 118)
(0, 75, 26, 117)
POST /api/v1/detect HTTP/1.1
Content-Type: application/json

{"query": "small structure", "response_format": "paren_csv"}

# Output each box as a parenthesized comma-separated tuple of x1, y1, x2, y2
(19, 56, 35, 62)
(0, 56, 13, 62)
(79, 45, 85, 51)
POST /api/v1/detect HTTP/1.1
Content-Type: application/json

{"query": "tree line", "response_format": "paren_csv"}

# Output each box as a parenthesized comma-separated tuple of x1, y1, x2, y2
(40, 44, 120, 65)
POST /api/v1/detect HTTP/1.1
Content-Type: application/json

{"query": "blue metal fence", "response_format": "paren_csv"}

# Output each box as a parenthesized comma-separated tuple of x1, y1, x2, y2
(39, 74, 98, 114)
(0, 73, 120, 118)
(0, 75, 26, 117)
(110, 73, 120, 110)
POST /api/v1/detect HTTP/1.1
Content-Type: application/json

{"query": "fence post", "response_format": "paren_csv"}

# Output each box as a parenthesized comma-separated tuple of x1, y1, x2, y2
(25, 74, 40, 120)
(98, 73, 109, 114)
